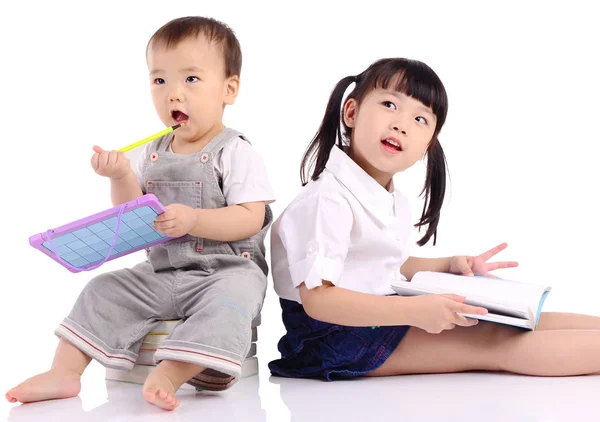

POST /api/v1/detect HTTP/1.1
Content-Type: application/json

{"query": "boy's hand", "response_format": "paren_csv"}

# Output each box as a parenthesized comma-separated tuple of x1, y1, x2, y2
(91, 146, 131, 180)
(448, 242, 518, 277)
(153, 204, 197, 237)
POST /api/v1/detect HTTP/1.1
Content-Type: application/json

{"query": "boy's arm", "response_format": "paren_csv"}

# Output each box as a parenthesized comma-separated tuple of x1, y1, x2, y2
(110, 169, 144, 206)
(400, 256, 451, 281)
(188, 201, 266, 241)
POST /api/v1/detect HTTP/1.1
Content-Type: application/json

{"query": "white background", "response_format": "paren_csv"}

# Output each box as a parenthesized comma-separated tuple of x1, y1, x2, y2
(1, 0, 599, 420)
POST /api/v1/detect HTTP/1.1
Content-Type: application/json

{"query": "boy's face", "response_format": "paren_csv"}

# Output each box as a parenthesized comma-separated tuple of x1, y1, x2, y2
(147, 36, 238, 146)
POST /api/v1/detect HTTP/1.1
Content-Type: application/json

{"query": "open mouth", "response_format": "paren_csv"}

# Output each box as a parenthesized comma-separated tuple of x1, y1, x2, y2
(171, 110, 189, 123)
(381, 138, 403, 152)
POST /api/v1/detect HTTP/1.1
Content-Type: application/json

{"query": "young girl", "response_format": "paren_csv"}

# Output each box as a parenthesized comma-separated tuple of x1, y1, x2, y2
(269, 57, 600, 380)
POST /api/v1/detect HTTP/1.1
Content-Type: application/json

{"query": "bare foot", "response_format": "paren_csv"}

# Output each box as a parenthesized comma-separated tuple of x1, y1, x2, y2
(5, 369, 81, 404)
(142, 367, 180, 411)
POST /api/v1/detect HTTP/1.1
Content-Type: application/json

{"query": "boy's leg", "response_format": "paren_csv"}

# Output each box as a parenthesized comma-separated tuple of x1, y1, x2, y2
(6, 338, 91, 403)
(55, 262, 173, 372)
(150, 260, 266, 395)
(6, 261, 174, 404)
(365, 321, 600, 377)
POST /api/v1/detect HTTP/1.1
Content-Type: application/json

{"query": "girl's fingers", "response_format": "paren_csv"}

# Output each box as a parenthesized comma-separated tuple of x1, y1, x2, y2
(454, 313, 478, 327)
(457, 259, 474, 276)
(457, 303, 488, 315)
(478, 242, 508, 261)
(486, 261, 519, 270)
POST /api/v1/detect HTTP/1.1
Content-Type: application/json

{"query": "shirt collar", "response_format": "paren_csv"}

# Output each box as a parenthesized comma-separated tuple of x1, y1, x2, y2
(325, 145, 396, 225)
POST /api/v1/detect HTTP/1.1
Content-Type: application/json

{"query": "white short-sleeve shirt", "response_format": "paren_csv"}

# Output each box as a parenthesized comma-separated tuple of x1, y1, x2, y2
(271, 145, 412, 304)
(134, 135, 275, 206)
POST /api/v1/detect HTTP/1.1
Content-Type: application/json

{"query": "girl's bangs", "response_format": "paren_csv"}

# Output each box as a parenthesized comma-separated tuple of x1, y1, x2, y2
(369, 60, 447, 124)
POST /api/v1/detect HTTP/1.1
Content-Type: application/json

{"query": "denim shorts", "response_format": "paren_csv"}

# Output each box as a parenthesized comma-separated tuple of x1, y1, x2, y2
(268, 299, 410, 381)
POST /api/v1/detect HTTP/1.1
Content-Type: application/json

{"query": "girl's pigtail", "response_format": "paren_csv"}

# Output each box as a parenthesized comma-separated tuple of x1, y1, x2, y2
(300, 76, 357, 186)
(415, 139, 447, 246)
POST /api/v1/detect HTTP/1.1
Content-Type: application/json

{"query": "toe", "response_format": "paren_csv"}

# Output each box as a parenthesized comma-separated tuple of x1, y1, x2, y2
(142, 389, 156, 403)
(6, 389, 17, 402)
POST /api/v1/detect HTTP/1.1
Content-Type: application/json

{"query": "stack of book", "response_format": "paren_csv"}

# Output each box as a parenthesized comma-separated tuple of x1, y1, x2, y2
(106, 316, 260, 388)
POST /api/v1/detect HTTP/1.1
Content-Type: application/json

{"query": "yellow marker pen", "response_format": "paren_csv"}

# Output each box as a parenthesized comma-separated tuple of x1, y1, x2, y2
(118, 122, 185, 153)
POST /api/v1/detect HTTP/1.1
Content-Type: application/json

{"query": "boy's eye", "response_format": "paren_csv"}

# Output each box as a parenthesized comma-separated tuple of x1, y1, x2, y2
(416, 116, 428, 125)
(382, 101, 397, 110)
(186, 76, 199, 83)
(154, 78, 165, 85)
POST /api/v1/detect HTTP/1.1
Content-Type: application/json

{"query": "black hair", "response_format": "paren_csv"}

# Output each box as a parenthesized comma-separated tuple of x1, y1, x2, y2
(300, 58, 449, 246)
(147, 16, 242, 78)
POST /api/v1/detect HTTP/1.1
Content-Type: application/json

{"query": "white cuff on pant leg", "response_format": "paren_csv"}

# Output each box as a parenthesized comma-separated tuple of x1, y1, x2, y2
(55, 320, 137, 371)
(154, 342, 242, 390)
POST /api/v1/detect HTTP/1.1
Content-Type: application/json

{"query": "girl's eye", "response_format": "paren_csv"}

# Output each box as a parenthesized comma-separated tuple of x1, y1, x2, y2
(383, 101, 397, 110)
(416, 116, 428, 125)
(154, 78, 165, 85)
(186, 76, 199, 83)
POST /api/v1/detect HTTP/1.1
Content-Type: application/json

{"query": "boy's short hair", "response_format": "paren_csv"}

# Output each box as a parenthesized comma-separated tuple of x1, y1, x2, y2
(147, 16, 242, 78)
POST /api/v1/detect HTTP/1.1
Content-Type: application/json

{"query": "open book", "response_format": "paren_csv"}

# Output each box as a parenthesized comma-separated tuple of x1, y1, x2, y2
(390, 271, 551, 330)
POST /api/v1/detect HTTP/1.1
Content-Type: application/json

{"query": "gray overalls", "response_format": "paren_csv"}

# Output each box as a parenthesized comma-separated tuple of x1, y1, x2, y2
(55, 128, 272, 391)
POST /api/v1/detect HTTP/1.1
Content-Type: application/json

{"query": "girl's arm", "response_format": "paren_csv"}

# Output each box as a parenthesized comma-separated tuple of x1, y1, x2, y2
(300, 281, 488, 331)
(401, 243, 518, 280)
(300, 281, 419, 327)
(400, 256, 451, 281)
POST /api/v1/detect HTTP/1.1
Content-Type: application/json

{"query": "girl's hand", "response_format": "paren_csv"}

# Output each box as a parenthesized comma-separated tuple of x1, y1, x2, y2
(153, 204, 197, 237)
(91, 146, 131, 180)
(448, 242, 518, 277)
(411, 294, 488, 334)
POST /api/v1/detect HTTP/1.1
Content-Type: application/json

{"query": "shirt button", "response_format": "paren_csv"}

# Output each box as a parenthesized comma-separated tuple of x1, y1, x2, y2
(200, 153, 210, 163)
(150, 153, 158, 162)
(241, 251, 250, 259)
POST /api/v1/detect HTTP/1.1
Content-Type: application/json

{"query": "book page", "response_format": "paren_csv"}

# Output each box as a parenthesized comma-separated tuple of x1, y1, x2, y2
(410, 271, 550, 318)
(391, 282, 529, 319)
(459, 312, 533, 330)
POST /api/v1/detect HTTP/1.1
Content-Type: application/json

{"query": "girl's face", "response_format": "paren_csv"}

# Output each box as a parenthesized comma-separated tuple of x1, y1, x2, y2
(343, 88, 437, 188)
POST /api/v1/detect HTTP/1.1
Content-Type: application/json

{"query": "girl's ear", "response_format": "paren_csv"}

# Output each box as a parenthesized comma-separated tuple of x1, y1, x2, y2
(343, 98, 357, 128)
(223, 75, 240, 105)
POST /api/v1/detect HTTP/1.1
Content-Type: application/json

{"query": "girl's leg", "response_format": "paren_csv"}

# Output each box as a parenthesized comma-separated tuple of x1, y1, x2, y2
(365, 321, 600, 377)
(537, 312, 600, 330)
(5, 338, 92, 403)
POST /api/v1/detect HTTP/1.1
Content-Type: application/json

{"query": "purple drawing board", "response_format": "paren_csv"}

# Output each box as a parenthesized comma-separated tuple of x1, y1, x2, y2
(29, 194, 173, 273)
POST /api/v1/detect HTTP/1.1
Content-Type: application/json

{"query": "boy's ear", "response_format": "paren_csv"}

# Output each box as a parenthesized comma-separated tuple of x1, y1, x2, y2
(223, 75, 240, 105)
(343, 99, 357, 128)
